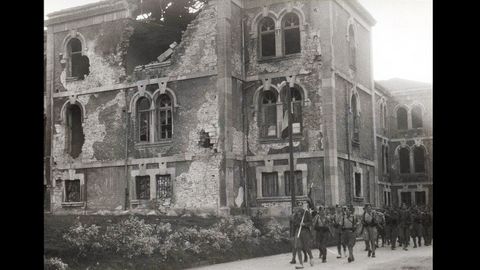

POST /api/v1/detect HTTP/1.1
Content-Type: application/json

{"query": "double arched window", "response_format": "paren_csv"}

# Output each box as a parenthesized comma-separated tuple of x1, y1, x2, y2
(136, 93, 174, 143)
(396, 105, 424, 130)
(397, 145, 427, 174)
(258, 12, 301, 58)
(396, 107, 408, 130)
(260, 90, 278, 137)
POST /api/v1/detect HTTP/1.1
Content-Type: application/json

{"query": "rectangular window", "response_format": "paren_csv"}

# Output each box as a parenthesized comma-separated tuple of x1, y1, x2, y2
(261, 172, 279, 197)
(401, 192, 412, 207)
(157, 109, 172, 140)
(284, 171, 303, 196)
(261, 32, 276, 57)
(292, 102, 302, 134)
(354, 172, 362, 198)
(415, 191, 426, 206)
(65, 179, 81, 202)
(156, 174, 172, 199)
(136, 176, 150, 200)
(387, 191, 391, 206)
(284, 29, 301, 55)
(139, 111, 150, 142)
(261, 104, 277, 137)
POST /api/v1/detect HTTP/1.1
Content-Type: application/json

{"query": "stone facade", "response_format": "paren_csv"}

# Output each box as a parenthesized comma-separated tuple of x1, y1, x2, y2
(44, 0, 432, 216)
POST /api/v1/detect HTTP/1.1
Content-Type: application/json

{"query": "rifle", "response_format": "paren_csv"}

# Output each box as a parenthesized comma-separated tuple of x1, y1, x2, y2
(297, 208, 307, 238)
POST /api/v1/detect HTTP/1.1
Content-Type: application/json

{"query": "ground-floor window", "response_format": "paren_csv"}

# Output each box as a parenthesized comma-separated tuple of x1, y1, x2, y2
(136, 176, 150, 200)
(400, 191, 412, 207)
(156, 174, 172, 199)
(284, 171, 303, 196)
(262, 172, 279, 197)
(415, 191, 426, 206)
(383, 190, 391, 206)
(65, 179, 81, 202)
(354, 172, 362, 198)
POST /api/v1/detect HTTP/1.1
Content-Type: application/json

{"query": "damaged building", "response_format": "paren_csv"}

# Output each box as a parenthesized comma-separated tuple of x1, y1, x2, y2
(44, 0, 432, 216)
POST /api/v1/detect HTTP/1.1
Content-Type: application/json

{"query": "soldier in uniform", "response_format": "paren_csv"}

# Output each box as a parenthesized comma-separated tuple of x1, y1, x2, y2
(333, 205, 348, 258)
(292, 205, 314, 268)
(383, 206, 392, 247)
(422, 206, 433, 246)
(361, 203, 378, 258)
(398, 203, 413, 250)
(313, 205, 330, 263)
(290, 206, 309, 265)
(411, 206, 424, 248)
(341, 205, 358, 263)
(386, 206, 400, 250)
(375, 207, 386, 248)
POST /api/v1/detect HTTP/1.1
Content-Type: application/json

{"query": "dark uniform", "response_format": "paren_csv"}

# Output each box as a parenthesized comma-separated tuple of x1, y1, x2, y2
(341, 209, 357, 263)
(398, 204, 413, 250)
(361, 205, 378, 258)
(422, 208, 433, 246)
(313, 206, 330, 263)
(292, 208, 314, 267)
(386, 208, 399, 250)
(333, 206, 348, 258)
(290, 208, 309, 264)
(376, 209, 386, 247)
(411, 208, 424, 248)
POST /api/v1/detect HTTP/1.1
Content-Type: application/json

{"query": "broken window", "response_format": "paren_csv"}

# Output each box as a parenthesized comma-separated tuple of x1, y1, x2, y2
(413, 146, 426, 173)
(137, 97, 151, 142)
(284, 171, 303, 196)
(283, 13, 301, 55)
(260, 90, 278, 137)
(67, 38, 89, 80)
(199, 129, 214, 148)
(155, 94, 173, 140)
(65, 179, 81, 202)
(348, 25, 356, 68)
(156, 174, 172, 199)
(396, 107, 408, 130)
(282, 87, 303, 134)
(351, 94, 360, 143)
(354, 172, 362, 198)
(399, 147, 410, 174)
(411, 106, 423, 128)
(66, 104, 85, 158)
(136, 175, 150, 200)
(261, 172, 279, 197)
(259, 17, 276, 58)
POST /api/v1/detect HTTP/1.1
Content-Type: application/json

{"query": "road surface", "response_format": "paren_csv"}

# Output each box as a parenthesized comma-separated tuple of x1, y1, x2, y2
(187, 243, 432, 270)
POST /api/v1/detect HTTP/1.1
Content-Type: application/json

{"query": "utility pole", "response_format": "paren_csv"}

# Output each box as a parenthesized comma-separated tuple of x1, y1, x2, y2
(287, 76, 296, 213)
(345, 86, 352, 204)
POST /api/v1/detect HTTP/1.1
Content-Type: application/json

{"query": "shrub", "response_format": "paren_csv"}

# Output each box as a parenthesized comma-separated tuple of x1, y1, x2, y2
(63, 221, 103, 257)
(213, 216, 260, 244)
(103, 216, 159, 258)
(44, 257, 68, 270)
(262, 218, 289, 242)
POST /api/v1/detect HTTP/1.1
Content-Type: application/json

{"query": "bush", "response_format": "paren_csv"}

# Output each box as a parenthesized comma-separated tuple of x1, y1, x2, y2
(62, 221, 103, 257)
(103, 216, 159, 258)
(44, 257, 68, 270)
(262, 218, 289, 242)
(213, 216, 260, 244)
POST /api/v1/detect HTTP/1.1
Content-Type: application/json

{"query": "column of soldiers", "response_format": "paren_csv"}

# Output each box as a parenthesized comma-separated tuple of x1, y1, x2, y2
(289, 201, 432, 268)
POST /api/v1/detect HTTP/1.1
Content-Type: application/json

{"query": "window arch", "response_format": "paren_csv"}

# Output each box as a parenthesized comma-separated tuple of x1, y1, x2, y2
(282, 13, 301, 55)
(348, 24, 356, 68)
(383, 102, 388, 129)
(67, 38, 89, 80)
(399, 147, 410, 174)
(411, 105, 423, 128)
(155, 94, 173, 140)
(397, 107, 408, 130)
(385, 145, 389, 174)
(136, 97, 151, 142)
(282, 86, 303, 134)
(65, 103, 85, 158)
(413, 146, 426, 173)
(260, 90, 278, 137)
(259, 17, 276, 58)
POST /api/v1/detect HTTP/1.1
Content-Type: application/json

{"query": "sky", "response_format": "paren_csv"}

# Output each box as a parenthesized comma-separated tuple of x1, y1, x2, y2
(44, 0, 432, 84)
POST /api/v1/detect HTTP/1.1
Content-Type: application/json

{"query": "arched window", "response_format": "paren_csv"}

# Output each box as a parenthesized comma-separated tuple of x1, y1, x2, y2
(348, 24, 356, 68)
(155, 94, 173, 140)
(399, 147, 410, 174)
(413, 146, 426, 173)
(260, 90, 278, 138)
(411, 106, 423, 128)
(67, 38, 89, 80)
(66, 104, 84, 158)
(381, 145, 385, 174)
(383, 103, 388, 129)
(385, 146, 389, 173)
(283, 13, 301, 55)
(282, 87, 303, 135)
(351, 94, 359, 142)
(397, 107, 408, 130)
(137, 97, 151, 142)
(259, 17, 276, 58)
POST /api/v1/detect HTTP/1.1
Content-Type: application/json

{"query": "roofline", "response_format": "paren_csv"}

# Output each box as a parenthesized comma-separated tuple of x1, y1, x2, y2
(347, 0, 377, 26)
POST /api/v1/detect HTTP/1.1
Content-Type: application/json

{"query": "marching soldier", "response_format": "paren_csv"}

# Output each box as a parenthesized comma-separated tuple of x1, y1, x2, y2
(376, 207, 386, 248)
(313, 205, 330, 263)
(386, 206, 399, 250)
(361, 203, 378, 258)
(398, 203, 413, 250)
(333, 205, 347, 258)
(422, 206, 433, 246)
(292, 205, 314, 268)
(341, 205, 358, 263)
(290, 205, 309, 265)
(411, 206, 424, 248)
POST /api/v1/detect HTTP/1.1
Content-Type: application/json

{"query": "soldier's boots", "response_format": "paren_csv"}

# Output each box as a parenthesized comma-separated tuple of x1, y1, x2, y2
(372, 252, 376, 258)
(368, 250, 372, 257)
